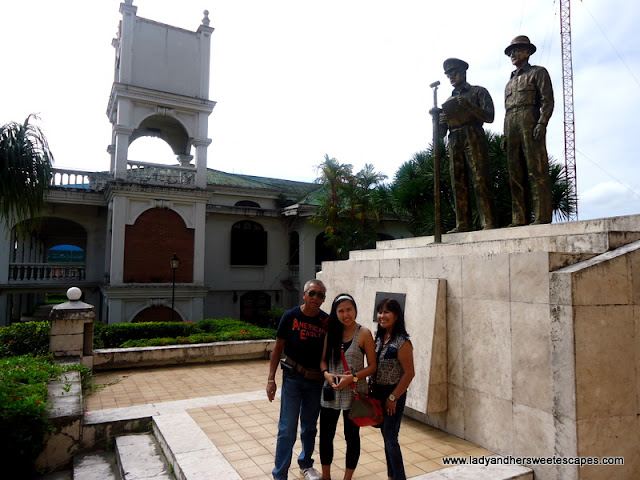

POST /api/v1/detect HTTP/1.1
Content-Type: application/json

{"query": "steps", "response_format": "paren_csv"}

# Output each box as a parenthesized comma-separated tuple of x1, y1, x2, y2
(39, 433, 175, 480)
(73, 451, 118, 480)
(115, 434, 174, 480)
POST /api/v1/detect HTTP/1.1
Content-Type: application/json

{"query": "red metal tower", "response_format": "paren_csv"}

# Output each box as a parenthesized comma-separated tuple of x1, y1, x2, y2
(559, 0, 578, 219)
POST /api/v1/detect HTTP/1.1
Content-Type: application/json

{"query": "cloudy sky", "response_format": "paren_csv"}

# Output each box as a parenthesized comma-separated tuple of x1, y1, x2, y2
(2, 0, 639, 221)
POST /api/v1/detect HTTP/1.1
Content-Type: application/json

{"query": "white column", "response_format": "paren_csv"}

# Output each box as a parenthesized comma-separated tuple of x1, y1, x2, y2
(104, 204, 113, 283)
(107, 144, 116, 175)
(193, 138, 211, 188)
(192, 202, 206, 285)
(113, 125, 134, 180)
(298, 223, 320, 299)
(197, 11, 214, 99)
(109, 195, 128, 284)
(117, 1, 138, 84)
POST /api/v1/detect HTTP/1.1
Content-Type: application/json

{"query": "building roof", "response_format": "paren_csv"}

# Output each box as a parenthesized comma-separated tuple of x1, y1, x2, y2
(206, 168, 322, 203)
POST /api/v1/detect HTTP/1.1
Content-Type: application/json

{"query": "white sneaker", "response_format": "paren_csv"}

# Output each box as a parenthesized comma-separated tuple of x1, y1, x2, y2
(300, 467, 321, 480)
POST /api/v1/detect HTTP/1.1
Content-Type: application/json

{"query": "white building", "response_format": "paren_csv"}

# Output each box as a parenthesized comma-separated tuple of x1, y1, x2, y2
(0, 1, 410, 325)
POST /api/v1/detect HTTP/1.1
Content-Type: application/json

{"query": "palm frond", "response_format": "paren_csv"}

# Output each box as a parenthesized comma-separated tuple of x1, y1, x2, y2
(0, 114, 54, 234)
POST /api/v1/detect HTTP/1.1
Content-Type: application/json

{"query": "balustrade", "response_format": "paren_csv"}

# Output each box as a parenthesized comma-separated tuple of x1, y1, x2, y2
(126, 161, 196, 186)
(9, 263, 86, 282)
(51, 169, 109, 191)
(50, 162, 196, 190)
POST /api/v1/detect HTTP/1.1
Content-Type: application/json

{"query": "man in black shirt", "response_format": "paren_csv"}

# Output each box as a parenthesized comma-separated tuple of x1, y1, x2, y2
(267, 279, 329, 480)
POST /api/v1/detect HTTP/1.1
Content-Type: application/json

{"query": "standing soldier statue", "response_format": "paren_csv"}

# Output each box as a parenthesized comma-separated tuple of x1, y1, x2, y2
(504, 35, 554, 226)
(439, 58, 497, 233)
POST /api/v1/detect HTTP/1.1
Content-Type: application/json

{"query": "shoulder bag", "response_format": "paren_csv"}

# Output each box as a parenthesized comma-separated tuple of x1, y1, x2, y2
(341, 346, 383, 427)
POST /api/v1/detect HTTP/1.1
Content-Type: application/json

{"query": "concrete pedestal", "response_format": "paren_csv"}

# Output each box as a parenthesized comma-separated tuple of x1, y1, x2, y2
(317, 215, 640, 480)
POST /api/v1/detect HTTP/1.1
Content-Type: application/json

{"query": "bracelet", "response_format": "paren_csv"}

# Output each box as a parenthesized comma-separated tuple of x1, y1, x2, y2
(322, 369, 329, 374)
(267, 379, 275, 383)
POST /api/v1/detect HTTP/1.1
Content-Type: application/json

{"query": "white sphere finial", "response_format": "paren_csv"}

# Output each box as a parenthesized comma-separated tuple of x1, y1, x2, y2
(67, 287, 82, 301)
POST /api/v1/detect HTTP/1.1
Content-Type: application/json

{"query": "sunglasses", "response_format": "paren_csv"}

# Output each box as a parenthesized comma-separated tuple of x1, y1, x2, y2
(306, 290, 326, 299)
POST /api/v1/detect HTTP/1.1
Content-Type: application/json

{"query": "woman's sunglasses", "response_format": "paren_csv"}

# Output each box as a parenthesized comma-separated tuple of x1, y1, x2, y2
(306, 290, 326, 299)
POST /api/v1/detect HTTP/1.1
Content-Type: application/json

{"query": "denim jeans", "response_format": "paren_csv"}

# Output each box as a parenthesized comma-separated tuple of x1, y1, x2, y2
(380, 393, 407, 480)
(272, 371, 322, 480)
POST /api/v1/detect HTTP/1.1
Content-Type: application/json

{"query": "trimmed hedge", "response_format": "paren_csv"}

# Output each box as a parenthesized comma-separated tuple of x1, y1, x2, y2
(93, 321, 196, 349)
(95, 318, 275, 348)
(120, 322, 276, 348)
(0, 321, 50, 358)
(0, 318, 277, 353)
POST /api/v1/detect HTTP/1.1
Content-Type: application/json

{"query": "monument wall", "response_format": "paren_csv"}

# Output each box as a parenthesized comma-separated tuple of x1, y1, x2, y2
(317, 215, 640, 480)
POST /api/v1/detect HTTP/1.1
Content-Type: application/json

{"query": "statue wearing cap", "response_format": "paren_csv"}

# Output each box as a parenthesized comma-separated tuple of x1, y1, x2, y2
(503, 35, 554, 226)
(439, 58, 497, 233)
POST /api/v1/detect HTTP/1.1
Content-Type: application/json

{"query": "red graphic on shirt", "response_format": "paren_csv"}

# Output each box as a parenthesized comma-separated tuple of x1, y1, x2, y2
(292, 317, 327, 340)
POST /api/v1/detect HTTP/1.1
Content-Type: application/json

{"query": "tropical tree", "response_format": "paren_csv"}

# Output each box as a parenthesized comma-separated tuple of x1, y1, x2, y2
(0, 115, 54, 234)
(312, 155, 388, 258)
(314, 154, 354, 238)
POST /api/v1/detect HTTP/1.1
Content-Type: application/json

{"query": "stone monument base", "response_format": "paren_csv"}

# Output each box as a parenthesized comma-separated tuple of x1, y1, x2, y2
(317, 214, 640, 480)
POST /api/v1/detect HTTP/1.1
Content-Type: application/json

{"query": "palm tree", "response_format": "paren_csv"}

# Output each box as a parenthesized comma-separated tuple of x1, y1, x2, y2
(0, 115, 54, 234)
(312, 156, 388, 258)
(377, 145, 456, 236)
(314, 154, 353, 237)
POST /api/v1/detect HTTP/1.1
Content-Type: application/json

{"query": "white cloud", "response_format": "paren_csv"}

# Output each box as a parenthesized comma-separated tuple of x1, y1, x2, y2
(579, 182, 640, 220)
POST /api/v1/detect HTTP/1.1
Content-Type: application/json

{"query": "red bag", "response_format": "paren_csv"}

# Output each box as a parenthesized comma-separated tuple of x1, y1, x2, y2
(341, 347, 383, 427)
(349, 391, 383, 427)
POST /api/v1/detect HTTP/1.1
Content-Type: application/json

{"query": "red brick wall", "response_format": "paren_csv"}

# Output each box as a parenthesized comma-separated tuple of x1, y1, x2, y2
(123, 208, 194, 283)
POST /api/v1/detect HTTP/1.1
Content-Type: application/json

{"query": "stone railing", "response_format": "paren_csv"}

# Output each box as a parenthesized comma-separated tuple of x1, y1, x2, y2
(51, 169, 110, 192)
(50, 163, 197, 191)
(127, 161, 196, 186)
(8, 263, 86, 282)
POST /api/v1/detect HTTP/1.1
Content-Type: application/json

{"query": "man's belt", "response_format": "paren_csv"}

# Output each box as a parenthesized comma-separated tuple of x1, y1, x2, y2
(283, 356, 324, 381)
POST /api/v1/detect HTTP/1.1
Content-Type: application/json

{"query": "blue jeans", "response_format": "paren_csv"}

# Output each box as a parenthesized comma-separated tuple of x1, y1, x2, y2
(380, 393, 407, 480)
(273, 371, 322, 480)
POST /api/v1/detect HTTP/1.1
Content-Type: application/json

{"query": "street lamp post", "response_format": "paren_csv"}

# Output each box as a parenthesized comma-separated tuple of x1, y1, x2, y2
(170, 253, 180, 321)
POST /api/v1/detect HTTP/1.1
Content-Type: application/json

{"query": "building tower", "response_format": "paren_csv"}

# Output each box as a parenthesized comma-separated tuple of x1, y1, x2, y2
(104, 0, 215, 323)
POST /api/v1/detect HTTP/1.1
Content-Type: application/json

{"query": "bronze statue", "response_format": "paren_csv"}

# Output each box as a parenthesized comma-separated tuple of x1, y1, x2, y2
(439, 58, 497, 233)
(504, 35, 554, 226)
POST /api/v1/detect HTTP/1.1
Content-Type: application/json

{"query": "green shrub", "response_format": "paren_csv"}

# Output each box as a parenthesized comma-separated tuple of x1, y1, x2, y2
(45, 293, 67, 305)
(94, 321, 200, 348)
(197, 318, 254, 334)
(120, 321, 275, 348)
(0, 355, 63, 476)
(0, 355, 94, 476)
(0, 321, 50, 357)
(94, 318, 275, 348)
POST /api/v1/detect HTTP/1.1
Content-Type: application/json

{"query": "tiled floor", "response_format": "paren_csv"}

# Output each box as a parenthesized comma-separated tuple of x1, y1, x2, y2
(85, 360, 267, 411)
(85, 360, 493, 479)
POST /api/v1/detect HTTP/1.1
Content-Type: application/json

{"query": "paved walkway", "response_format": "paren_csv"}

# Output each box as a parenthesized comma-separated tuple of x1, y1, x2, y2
(85, 360, 493, 480)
